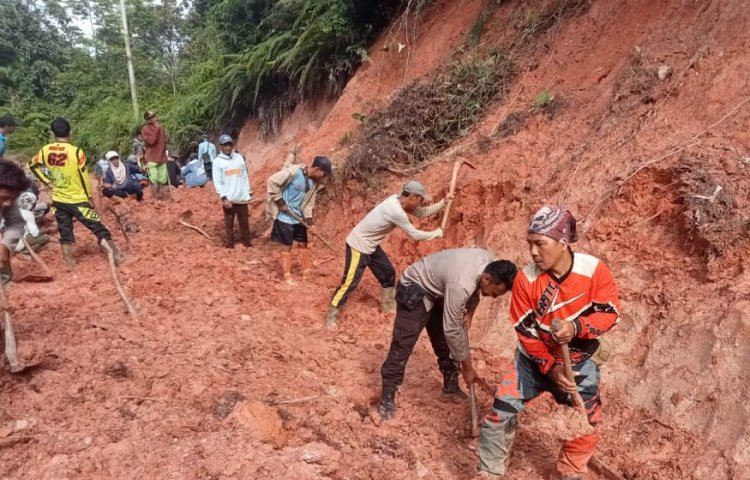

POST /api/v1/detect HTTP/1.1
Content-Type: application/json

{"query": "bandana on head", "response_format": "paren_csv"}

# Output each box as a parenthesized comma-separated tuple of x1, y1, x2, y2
(528, 205, 577, 243)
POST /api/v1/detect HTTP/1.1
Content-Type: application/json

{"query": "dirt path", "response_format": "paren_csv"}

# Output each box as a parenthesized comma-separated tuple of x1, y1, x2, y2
(0, 188, 738, 480)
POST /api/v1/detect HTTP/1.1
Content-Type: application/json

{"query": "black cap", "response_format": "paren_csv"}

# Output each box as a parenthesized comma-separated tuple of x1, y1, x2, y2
(0, 115, 17, 128)
(312, 156, 333, 176)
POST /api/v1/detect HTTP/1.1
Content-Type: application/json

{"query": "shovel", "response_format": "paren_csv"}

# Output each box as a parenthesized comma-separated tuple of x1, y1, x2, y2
(551, 319, 588, 416)
(0, 282, 24, 373)
(284, 209, 336, 252)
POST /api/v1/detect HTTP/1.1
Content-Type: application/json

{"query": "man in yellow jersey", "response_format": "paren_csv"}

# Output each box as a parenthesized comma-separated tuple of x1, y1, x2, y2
(30, 117, 124, 270)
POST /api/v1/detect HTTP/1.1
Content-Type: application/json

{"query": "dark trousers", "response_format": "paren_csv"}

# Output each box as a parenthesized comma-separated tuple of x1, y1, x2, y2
(380, 283, 457, 390)
(103, 183, 143, 201)
(53, 201, 111, 245)
(204, 161, 213, 181)
(223, 203, 251, 247)
(330, 244, 396, 308)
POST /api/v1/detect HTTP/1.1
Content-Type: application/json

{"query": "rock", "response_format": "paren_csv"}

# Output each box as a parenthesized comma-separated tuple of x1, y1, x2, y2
(241, 314, 251, 321)
(657, 65, 672, 81)
(12, 419, 31, 432)
(233, 400, 287, 448)
(415, 460, 429, 478)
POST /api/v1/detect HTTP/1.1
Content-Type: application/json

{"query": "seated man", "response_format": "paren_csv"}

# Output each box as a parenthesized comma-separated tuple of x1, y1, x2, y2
(102, 151, 144, 201)
(181, 153, 208, 188)
(125, 155, 149, 183)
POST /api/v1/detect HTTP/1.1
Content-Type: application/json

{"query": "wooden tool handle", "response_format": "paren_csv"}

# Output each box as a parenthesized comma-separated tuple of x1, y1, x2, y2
(469, 383, 479, 437)
(560, 342, 587, 413)
(21, 236, 54, 279)
(0, 282, 22, 372)
(440, 160, 463, 231)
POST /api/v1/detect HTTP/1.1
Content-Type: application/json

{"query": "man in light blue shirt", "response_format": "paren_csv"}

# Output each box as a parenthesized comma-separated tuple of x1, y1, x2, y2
(181, 153, 208, 188)
(213, 135, 251, 248)
(198, 135, 217, 181)
(0, 116, 17, 159)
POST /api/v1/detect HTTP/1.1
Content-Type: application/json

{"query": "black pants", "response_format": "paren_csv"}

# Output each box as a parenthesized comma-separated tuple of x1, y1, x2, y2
(204, 161, 213, 181)
(54, 201, 111, 245)
(103, 184, 143, 201)
(330, 244, 395, 308)
(223, 203, 251, 247)
(381, 283, 457, 390)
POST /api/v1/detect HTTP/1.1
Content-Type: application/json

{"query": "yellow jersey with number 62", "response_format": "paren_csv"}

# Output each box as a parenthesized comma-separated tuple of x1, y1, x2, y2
(30, 142, 92, 204)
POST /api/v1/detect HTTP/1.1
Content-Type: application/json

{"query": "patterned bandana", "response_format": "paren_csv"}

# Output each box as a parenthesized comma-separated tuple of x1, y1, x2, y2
(528, 205, 578, 243)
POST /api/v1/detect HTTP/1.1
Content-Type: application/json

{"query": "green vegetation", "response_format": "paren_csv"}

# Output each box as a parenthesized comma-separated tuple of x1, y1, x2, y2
(1, 0, 403, 160)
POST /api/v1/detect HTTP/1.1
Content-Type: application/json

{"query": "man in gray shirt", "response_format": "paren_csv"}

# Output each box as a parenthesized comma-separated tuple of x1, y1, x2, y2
(0, 160, 32, 285)
(379, 248, 517, 420)
(326, 180, 448, 330)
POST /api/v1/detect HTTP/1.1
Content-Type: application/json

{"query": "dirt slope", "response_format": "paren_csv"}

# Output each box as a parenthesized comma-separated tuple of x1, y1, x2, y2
(2, 0, 750, 479)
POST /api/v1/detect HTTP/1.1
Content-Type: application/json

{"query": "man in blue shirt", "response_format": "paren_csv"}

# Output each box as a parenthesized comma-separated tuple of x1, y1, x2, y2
(181, 153, 208, 188)
(0, 116, 17, 159)
(266, 156, 331, 284)
(198, 135, 217, 181)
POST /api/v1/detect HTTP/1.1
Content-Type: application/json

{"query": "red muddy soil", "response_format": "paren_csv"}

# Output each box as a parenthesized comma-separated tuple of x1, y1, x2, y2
(3, 0, 750, 478)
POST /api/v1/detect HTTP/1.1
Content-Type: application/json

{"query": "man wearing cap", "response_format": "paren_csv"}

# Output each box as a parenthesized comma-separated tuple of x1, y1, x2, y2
(0, 115, 17, 159)
(213, 135, 252, 248)
(325, 181, 449, 330)
(140, 111, 168, 199)
(378, 248, 517, 420)
(266, 155, 331, 284)
(477, 206, 621, 480)
(101, 151, 144, 201)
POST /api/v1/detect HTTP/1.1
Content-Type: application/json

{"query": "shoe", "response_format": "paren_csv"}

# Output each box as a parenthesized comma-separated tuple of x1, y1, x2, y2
(378, 387, 397, 420)
(61, 244, 76, 271)
(380, 286, 396, 313)
(325, 305, 339, 331)
(442, 370, 466, 396)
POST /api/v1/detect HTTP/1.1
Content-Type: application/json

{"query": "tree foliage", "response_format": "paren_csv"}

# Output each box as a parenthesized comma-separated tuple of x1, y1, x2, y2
(0, 0, 405, 161)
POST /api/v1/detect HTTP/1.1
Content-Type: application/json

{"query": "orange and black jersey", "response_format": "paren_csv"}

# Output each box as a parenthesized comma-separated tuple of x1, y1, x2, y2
(30, 142, 92, 204)
(510, 251, 621, 374)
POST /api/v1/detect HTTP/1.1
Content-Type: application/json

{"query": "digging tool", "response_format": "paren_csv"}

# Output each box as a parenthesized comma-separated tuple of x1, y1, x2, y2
(440, 158, 478, 231)
(20, 236, 54, 282)
(100, 239, 138, 319)
(0, 282, 23, 373)
(284, 209, 336, 252)
(178, 210, 213, 241)
(469, 383, 479, 437)
(552, 318, 587, 416)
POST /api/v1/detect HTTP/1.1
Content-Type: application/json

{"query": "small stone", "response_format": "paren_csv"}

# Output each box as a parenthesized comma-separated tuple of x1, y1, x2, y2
(12, 419, 30, 432)
(415, 460, 429, 478)
(240, 314, 251, 321)
(657, 65, 672, 81)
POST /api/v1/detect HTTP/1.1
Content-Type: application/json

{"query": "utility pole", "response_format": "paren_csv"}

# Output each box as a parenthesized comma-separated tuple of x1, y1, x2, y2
(118, 0, 139, 120)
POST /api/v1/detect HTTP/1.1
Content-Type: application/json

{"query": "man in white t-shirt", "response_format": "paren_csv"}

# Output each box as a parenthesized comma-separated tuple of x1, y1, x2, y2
(325, 180, 449, 330)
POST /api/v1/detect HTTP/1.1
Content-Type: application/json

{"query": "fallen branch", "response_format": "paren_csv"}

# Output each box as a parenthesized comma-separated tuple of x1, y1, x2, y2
(178, 220, 213, 240)
(100, 240, 138, 319)
(266, 395, 320, 406)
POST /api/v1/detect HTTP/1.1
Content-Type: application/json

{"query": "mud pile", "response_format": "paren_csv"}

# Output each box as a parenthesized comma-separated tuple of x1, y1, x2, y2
(3, 0, 750, 478)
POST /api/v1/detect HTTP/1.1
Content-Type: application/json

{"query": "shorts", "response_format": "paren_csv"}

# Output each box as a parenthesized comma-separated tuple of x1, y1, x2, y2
(271, 219, 308, 246)
(148, 162, 168, 185)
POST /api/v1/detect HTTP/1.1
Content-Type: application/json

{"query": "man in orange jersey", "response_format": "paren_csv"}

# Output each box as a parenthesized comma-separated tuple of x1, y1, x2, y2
(477, 206, 620, 480)
(30, 117, 124, 270)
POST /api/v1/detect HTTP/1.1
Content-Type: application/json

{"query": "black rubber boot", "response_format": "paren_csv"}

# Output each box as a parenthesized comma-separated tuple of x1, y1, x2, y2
(443, 370, 466, 396)
(378, 387, 397, 420)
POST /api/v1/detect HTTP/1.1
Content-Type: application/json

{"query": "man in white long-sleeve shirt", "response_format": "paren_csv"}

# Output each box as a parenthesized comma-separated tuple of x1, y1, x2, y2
(212, 135, 252, 249)
(0, 160, 32, 287)
(326, 181, 449, 330)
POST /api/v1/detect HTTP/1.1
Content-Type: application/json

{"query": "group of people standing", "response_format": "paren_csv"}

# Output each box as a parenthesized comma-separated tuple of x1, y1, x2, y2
(0, 110, 621, 480)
